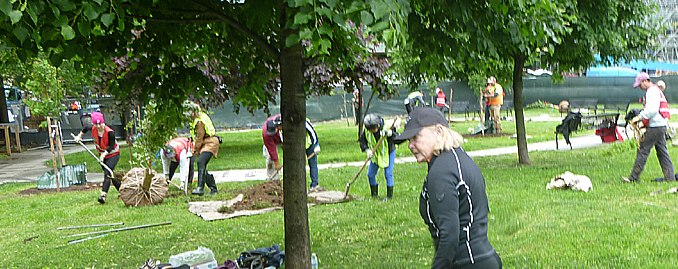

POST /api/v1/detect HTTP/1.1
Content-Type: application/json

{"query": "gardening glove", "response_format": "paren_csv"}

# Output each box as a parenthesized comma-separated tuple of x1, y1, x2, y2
(99, 151, 108, 162)
(274, 160, 281, 171)
(380, 129, 393, 137)
(73, 135, 82, 143)
(365, 149, 374, 159)
(631, 116, 641, 124)
(313, 145, 321, 155)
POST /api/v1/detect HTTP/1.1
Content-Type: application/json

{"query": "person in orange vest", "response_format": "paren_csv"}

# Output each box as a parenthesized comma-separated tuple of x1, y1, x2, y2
(74, 111, 121, 204)
(160, 137, 195, 190)
(483, 76, 504, 133)
(435, 88, 449, 113)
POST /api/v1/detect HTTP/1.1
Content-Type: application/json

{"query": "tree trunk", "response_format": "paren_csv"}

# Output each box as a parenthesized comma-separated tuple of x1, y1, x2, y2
(356, 82, 364, 139)
(513, 55, 531, 165)
(280, 34, 312, 268)
(0, 74, 9, 124)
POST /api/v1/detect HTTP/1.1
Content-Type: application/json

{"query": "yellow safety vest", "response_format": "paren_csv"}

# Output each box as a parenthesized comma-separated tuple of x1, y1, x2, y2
(190, 111, 216, 138)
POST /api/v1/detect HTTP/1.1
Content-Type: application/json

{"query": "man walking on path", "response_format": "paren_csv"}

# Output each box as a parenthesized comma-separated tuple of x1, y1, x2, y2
(622, 72, 675, 183)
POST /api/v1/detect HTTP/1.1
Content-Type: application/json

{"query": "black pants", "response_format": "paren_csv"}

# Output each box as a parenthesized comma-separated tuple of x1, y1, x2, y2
(101, 154, 120, 193)
(196, 152, 216, 190)
(169, 156, 195, 183)
(457, 252, 502, 269)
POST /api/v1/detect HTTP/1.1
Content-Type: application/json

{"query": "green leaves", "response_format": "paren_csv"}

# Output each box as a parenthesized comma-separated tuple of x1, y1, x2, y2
(61, 25, 75, 40)
(100, 13, 114, 27)
(8, 10, 21, 24)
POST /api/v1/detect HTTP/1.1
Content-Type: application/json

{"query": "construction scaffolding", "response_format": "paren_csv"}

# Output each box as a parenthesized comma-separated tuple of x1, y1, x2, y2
(654, 0, 678, 62)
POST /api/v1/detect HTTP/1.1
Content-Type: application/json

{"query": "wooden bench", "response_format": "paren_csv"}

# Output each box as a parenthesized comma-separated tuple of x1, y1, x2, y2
(449, 101, 470, 118)
(602, 99, 630, 116)
(501, 100, 514, 117)
(0, 123, 22, 156)
(569, 98, 598, 114)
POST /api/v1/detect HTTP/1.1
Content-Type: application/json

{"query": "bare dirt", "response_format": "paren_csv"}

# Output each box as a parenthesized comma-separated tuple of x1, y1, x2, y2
(19, 182, 103, 195)
(18, 178, 283, 211)
(228, 179, 285, 212)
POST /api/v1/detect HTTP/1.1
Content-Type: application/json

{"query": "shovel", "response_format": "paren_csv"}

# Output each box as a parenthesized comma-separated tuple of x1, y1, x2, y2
(343, 119, 398, 199)
(71, 133, 114, 175)
(268, 151, 317, 180)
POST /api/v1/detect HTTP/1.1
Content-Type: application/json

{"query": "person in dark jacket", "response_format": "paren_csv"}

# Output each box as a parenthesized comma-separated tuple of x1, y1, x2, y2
(74, 111, 120, 204)
(360, 114, 399, 201)
(394, 108, 502, 269)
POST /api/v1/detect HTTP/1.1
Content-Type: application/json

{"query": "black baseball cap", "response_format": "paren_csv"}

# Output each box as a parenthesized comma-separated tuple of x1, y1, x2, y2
(394, 108, 448, 144)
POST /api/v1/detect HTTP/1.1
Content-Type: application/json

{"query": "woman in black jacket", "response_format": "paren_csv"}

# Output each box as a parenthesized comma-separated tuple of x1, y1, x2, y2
(395, 108, 502, 269)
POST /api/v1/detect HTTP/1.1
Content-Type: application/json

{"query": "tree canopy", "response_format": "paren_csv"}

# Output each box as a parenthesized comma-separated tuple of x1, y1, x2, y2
(0, 0, 407, 267)
(392, 0, 658, 164)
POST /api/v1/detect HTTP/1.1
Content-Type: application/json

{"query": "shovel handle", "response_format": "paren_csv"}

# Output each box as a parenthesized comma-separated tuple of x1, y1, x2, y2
(344, 118, 398, 198)
(267, 151, 317, 180)
(71, 133, 114, 175)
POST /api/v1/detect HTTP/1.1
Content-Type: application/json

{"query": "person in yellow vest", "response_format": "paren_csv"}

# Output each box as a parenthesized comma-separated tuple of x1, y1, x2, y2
(74, 111, 120, 204)
(360, 114, 399, 201)
(185, 101, 220, 195)
(483, 76, 504, 133)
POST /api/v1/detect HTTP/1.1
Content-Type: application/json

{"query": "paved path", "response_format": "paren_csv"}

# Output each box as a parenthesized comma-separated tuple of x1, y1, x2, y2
(0, 133, 610, 185)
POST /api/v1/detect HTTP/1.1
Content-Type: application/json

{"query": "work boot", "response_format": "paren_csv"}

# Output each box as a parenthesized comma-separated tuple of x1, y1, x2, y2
(98, 191, 107, 204)
(382, 186, 393, 202)
(192, 172, 206, 195)
(370, 185, 379, 199)
(205, 173, 218, 195)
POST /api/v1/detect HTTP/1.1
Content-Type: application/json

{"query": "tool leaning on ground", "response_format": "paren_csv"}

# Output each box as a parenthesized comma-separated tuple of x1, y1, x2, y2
(70, 133, 114, 175)
(343, 118, 399, 199)
(268, 151, 317, 180)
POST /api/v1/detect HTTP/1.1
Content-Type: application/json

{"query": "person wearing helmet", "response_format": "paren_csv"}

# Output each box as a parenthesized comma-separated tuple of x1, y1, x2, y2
(262, 114, 322, 188)
(160, 137, 195, 190)
(74, 111, 121, 204)
(186, 101, 220, 195)
(359, 114, 399, 201)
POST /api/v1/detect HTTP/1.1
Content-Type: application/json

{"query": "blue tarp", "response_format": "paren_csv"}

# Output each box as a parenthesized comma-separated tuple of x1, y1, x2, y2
(586, 66, 640, 77)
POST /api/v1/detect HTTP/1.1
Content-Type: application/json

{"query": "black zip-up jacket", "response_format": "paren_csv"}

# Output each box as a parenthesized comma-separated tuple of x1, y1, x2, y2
(420, 148, 498, 268)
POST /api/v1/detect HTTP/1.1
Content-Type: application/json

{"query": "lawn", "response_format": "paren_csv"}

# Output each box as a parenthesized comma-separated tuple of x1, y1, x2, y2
(5, 106, 678, 268)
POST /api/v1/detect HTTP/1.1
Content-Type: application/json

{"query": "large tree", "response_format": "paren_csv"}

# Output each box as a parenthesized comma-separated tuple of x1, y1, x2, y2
(0, 0, 406, 267)
(392, 0, 658, 164)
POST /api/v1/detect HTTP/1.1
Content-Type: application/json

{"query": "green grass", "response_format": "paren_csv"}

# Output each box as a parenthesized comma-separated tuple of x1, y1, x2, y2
(9, 106, 678, 268)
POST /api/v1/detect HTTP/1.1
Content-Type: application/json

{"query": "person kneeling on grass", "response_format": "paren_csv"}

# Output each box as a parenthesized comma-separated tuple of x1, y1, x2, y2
(360, 114, 398, 201)
(394, 108, 502, 269)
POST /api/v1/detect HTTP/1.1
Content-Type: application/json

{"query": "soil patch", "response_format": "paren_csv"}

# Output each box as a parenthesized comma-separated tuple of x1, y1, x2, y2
(228, 179, 285, 212)
(19, 182, 103, 195)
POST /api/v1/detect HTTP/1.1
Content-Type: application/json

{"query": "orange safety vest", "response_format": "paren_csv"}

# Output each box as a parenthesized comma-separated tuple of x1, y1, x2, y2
(91, 125, 120, 158)
(166, 137, 192, 162)
(436, 92, 446, 107)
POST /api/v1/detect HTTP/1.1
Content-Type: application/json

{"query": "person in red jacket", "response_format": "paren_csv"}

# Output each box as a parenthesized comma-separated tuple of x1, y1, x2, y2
(262, 114, 284, 180)
(74, 111, 120, 204)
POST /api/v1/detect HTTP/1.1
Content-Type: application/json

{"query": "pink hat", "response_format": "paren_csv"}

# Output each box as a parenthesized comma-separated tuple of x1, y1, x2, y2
(633, 72, 650, 88)
(91, 112, 105, 124)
